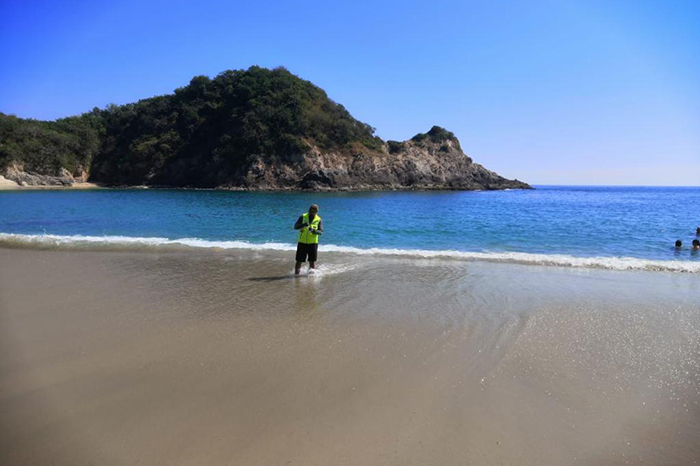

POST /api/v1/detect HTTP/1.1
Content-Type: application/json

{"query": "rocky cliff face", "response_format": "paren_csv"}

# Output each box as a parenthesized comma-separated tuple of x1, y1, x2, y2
(0, 128, 529, 191)
(2, 163, 89, 187)
(0, 127, 529, 191)
(234, 127, 530, 191)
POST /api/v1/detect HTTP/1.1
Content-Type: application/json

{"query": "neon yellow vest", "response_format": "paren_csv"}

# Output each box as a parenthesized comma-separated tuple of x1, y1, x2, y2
(298, 213, 321, 244)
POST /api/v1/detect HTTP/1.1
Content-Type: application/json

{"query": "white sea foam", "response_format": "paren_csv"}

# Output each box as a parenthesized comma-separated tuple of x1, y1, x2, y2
(1, 233, 698, 273)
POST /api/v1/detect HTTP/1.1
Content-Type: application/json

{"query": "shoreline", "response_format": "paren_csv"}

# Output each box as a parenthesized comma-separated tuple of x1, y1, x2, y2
(1, 233, 698, 273)
(2, 181, 698, 191)
(0, 184, 528, 192)
(0, 176, 102, 190)
(0, 176, 531, 192)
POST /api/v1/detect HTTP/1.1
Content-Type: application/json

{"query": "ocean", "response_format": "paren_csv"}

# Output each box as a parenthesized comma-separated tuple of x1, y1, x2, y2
(1, 185, 699, 272)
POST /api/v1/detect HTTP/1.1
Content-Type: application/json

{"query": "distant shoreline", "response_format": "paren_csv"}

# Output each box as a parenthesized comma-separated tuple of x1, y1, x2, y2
(2, 177, 696, 191)
(0, 179, 531, 193)
(0, 177, 101, 191)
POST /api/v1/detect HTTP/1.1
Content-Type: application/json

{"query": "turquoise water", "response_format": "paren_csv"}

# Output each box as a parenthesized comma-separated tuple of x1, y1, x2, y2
(1, 186, 699, 270)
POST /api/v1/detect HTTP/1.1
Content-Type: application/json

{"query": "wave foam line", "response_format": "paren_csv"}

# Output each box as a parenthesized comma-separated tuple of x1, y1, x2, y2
(1, 233, 698, 273)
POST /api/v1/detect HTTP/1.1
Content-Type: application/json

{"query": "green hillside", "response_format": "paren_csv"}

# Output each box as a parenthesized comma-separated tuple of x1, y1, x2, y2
(1, 66, 382, 187)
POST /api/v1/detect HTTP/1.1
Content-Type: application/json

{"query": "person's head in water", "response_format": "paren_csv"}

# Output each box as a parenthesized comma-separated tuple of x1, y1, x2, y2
(308, 204, 318, 219)
(696, 227, 700, 236)
(675, 240, 683, 249)
(693, 239, 700, 250)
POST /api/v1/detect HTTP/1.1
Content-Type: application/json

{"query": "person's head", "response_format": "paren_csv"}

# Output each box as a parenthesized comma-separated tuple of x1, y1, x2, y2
(693, 239, 700, 250)
(675, 239, 682, 249)
(308, 204, 319, 218)
(696, 226, 700, 235)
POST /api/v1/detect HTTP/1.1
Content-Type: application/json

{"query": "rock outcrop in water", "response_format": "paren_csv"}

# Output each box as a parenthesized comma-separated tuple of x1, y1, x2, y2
(0, 67, 530, 191)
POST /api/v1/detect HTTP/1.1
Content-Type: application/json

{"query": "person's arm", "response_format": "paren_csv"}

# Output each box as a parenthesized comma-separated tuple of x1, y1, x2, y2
(312, 219, 324, 235)
(294, 216, 307, 230)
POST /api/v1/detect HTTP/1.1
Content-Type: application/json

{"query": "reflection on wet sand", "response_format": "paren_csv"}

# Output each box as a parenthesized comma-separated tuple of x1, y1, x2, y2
(1, 248, 699, 466)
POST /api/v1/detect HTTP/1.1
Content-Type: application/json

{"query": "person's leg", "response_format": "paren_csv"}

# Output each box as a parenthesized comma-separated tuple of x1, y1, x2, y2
(295, 243, 307, 275)
(308, 244, 318, 270)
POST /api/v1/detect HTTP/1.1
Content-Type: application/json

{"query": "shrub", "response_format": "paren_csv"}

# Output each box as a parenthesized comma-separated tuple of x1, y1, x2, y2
(387, 140, 405, 154)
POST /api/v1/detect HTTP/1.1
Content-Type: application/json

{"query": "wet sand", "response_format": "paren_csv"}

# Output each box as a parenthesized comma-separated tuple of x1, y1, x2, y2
(1, 247, 699, 465)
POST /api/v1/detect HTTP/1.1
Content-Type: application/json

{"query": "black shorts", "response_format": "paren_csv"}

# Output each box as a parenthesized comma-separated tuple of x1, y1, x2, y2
(295, 242, 318, 262)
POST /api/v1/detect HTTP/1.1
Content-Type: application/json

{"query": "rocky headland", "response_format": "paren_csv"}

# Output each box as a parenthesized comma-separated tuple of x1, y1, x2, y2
(0, 67, 529, 191)
(239, 126, 529, 191)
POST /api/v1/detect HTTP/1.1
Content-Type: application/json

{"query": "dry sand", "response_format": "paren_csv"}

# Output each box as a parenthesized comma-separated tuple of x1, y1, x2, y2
(1, 248, 699, 465)
(0, 176, 19, 189)
(0, 176, 101, 190)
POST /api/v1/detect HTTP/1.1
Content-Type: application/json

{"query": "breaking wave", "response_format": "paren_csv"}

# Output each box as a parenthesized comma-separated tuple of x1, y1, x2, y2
(1, 233, 698, 273)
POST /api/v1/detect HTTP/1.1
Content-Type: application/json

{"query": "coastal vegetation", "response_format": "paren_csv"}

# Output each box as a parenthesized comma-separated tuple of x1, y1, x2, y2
(2, 67, 381, 186)
(0, 112, 102, 175)
(0, 66, 529, 190)
(410, 125, 461, 150)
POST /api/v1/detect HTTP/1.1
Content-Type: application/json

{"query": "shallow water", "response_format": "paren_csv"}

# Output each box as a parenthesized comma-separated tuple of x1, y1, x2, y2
(1, 247, 699, 465)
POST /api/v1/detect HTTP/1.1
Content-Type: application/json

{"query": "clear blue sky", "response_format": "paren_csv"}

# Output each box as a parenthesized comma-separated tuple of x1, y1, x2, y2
(1, 0, 698, 186)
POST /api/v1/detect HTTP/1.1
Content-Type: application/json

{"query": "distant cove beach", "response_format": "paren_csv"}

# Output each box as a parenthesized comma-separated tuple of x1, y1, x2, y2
(0, 175, 99, 190)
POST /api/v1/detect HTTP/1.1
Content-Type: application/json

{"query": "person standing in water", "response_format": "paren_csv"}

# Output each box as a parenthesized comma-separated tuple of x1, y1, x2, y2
(294, 204, 323, 275)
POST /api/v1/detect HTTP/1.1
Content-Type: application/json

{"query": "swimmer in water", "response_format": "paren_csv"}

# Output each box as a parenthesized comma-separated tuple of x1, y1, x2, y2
(692, 239, 700, 251)
(674, 240, 683, 250)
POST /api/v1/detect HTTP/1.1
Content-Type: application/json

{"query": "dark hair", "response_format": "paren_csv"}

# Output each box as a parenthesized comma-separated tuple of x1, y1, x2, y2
(693, 239, 700, 246)
(675, 240, 682, 247)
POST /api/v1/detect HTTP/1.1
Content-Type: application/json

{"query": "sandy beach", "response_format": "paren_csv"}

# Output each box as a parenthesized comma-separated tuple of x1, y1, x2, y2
(2, 1, 697, 465)
(1, 247, 699, 465)
(0, 176, 101, 190)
